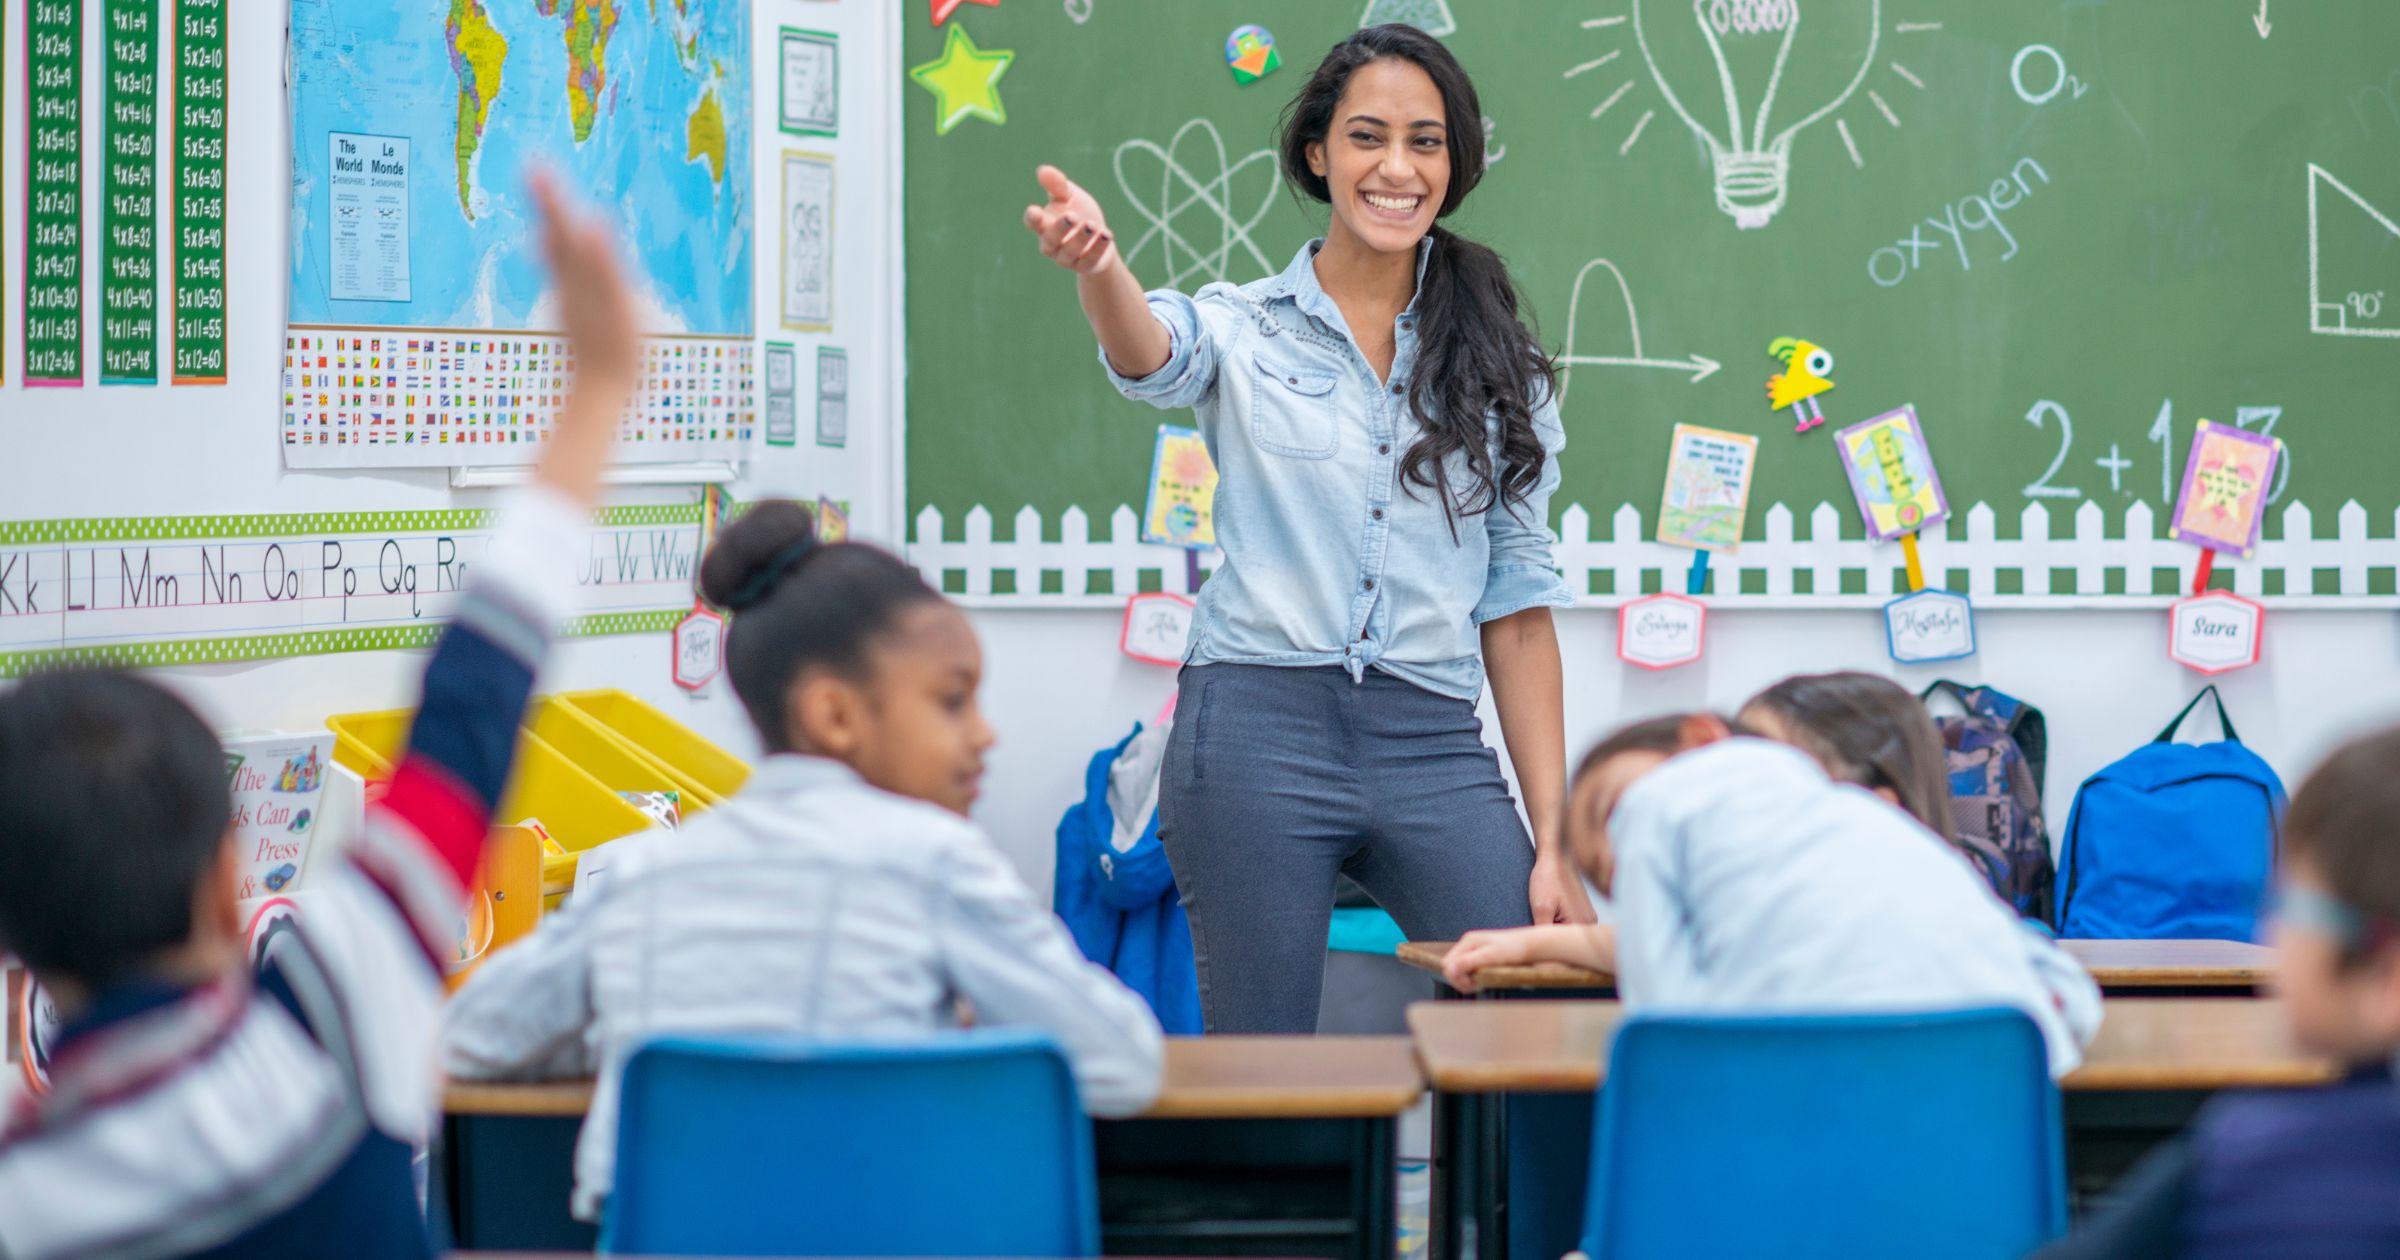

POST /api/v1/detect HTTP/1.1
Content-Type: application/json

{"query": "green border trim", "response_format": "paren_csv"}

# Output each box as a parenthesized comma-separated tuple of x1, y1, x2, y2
(0, 502, 701, 547)
(0, 609, 687, 677)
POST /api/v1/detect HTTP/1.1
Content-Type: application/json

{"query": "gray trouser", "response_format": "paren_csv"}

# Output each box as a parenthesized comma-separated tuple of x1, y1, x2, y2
(1159, 664, 1537, 1033)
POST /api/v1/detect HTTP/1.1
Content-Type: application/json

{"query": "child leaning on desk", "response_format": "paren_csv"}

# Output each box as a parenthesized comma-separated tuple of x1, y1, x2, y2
(439, 498, 1167, 1224)
(1446, 690, 2099, 1079)
(2036, 726, 2400, 1260)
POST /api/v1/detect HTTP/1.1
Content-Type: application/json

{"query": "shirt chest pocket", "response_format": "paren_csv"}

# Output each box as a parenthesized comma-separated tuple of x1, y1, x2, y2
(1249, 355, 1341, 460)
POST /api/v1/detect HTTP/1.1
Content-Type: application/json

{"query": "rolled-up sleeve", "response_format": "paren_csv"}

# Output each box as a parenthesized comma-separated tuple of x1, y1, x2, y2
(1101, 285, 1242, 413)
(1473, 395, 1573, 624)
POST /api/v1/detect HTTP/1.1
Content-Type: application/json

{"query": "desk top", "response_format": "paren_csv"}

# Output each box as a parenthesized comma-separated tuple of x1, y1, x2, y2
(1396, 938, 2274, 992)
(1405, 998, 2341, 1095)
(444, 1035, 1425, 1122)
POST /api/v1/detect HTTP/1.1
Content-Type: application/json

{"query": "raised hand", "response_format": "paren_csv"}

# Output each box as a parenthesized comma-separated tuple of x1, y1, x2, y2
(1022, 164, 1120, 275)
(529, 168, 640, 504)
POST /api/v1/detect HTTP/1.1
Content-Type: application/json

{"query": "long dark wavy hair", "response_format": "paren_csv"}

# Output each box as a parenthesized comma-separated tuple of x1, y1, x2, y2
(1278, 24, 1556, 530)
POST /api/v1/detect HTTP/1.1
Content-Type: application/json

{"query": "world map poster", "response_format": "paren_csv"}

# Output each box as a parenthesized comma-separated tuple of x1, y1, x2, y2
(284, 0, 756, 468)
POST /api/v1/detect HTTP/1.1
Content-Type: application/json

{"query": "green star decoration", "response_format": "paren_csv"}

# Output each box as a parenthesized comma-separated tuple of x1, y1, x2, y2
(910, 25, 1014, 135)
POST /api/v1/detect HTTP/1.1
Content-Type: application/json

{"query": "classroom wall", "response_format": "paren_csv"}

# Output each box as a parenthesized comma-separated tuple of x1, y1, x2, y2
(962, 606, 2400, 899)
(0, 0, 898, 764)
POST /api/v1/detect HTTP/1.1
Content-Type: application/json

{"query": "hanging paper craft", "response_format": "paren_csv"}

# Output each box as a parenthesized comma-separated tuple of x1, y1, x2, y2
(1144, 426, 1219, 548)
(2169, 590, 2264, 675)
(1617, 593, 1706, 671)
(930, 0, 1000, 25)
(1226, 26, 1282, 85)
(1657, 424, 1758, 553)
(909, 24, 1013, 135)
(815, 497, 851, 543)
(1836, 405, 1948, 541)
(224, 733, 335, 900)
(2169, 421, 2281, 560)
(673, 606, 726, 691)
(1766, 338, 1836, 433)
(1884, 589, 1977, 664)
(1122, 592, 1196, 666)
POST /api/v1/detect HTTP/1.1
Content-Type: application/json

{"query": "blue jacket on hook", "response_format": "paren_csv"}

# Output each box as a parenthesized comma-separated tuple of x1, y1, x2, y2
(1054, 725, 1201, 1035)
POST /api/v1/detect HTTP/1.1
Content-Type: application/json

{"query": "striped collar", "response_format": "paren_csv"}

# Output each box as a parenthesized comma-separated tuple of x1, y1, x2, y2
(7, 973, 249, 1141)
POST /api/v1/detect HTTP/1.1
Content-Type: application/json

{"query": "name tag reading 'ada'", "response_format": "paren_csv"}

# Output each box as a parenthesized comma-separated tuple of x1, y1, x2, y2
(1618, 594, 1706, 671)
(1884, 589, 1976, 664)
(2168, 590, 2263, 675)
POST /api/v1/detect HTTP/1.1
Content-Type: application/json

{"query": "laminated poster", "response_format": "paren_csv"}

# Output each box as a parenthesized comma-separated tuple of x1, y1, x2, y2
(1143, 426, 1218, 548)
(2169, 421, 2282, 559)
(1835, 405, 1949, 542)
(1656, 424, 1759, 553)
(224, 733, 334, 900)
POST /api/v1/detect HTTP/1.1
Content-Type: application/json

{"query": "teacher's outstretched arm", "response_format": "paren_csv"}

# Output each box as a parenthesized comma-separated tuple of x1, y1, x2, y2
(1023, 165, 1170, 380)
(1484, 607, 1594, 925)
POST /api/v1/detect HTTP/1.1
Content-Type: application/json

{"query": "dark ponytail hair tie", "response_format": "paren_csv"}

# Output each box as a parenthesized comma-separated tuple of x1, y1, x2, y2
(722, 537, 819, 612)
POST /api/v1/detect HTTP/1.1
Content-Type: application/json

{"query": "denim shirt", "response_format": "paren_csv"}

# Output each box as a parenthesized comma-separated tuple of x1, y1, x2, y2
(1103, 240, 1571, 700)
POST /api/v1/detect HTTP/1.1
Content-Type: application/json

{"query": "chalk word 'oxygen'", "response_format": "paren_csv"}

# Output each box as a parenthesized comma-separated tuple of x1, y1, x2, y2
(1868, 158, 2052, 288)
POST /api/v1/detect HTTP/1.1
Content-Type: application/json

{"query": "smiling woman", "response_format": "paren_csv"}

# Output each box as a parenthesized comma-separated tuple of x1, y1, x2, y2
(1021, 25, 1588, 1035)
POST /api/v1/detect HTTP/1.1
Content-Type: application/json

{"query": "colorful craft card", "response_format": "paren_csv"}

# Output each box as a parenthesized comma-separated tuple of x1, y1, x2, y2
(1835, 405, 1949, 542)
(1656, 424, 1760, 553)
(2170, 421, 2281, 559)
(1144, 426, 1219, 548)
(1226, 25, 1281, 84)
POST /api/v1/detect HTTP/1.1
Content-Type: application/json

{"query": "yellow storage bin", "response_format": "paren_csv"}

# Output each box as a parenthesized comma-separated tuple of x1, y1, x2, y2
(525, 699, 715, 814)
(557, 689, 750, 803)
(323, 708, 651, 897)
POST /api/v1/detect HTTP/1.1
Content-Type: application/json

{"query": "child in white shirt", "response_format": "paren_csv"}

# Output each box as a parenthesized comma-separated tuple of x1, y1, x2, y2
(1448, 677, 2097, 1076)
(440, 502, 1165, 1223)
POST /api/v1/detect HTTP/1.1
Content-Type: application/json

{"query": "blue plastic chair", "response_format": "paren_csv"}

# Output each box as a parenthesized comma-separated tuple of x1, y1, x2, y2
(1582, 1008, 2066, 1260)
(602, 1029, 1099, 1257)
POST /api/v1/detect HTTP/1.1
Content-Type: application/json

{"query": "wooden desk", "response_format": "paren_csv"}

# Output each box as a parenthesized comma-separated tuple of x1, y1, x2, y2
(1407, 998, 2336, 1260)
(442, 1037, 1424, 1260)
(1398, 938, 2274, 999)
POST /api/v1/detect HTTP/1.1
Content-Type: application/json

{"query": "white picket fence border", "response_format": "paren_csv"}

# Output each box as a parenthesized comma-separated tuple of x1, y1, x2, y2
(908, 500, 2400, 611)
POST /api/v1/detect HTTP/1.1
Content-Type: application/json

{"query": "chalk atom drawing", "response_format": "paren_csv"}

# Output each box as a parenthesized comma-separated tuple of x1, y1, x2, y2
(1113, 120, 1281, 289)
(2307, 163, 2400, 339)
(1361, 0, 1456, 38)
(1558, 258, 1722, 403)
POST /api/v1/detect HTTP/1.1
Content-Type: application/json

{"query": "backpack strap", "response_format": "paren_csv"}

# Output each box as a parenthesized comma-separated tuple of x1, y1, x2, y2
(2156, 685, 2241, 745)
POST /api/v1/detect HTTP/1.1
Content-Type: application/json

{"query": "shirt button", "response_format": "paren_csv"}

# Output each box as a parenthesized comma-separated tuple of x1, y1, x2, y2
(1364, 578, 1376, 590)
(1372, 508, 1384, 520)
(1401, 319, 1414, 331)
(1287, 377, 1299, 385)
(1391, 384, 1403, 395)
(1378, 443, 1392, 455)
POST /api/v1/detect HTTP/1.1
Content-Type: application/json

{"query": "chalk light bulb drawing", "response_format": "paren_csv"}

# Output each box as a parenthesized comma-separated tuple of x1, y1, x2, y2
(1635, 0, 1880, 229)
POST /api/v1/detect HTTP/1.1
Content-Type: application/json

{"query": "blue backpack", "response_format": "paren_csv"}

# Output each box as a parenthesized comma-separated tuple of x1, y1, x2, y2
(2055, 687, 2285, 940)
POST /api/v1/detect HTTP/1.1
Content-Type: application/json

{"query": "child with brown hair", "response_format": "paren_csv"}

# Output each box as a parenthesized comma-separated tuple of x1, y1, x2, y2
(1445, 686, 2097, 1076)
(2037, 726, 2400, 1258)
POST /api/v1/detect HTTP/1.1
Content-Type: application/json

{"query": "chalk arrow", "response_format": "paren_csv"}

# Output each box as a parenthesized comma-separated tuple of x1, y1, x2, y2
(1560, 352, 1721, 383)
(2253, 0, 2271, 38)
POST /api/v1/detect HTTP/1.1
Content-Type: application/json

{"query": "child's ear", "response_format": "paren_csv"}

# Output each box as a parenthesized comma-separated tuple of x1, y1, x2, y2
(791, 673, 862, 757)
(1677, 713, 1733, 749)
(195, 838, 244, 951)
(1871, 785, 1903, 808)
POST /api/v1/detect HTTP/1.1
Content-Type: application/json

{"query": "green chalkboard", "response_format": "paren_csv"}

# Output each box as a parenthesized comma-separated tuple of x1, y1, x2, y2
(905, 1, 2400, 594)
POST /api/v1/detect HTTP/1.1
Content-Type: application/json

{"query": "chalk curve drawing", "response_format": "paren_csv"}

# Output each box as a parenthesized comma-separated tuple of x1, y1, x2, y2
(1558, 257, 1722, 405)
(1113, 119, 1282, 290)
(1630, 0, 1882, 229)
(2307, 163, 2400, 339)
